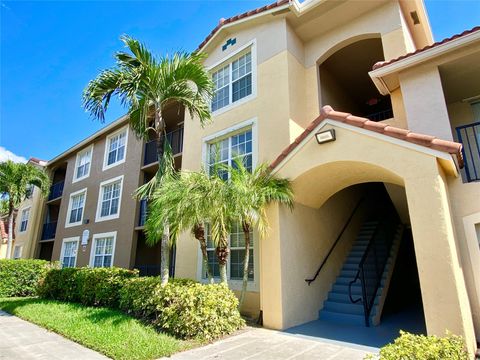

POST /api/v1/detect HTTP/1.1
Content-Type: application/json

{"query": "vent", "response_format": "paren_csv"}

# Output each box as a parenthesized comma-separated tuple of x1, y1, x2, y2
(410, 11, 420, 25)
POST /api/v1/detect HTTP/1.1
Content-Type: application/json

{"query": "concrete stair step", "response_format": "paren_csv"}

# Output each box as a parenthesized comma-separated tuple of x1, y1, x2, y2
(319, 310, 374, 326)
(328, 291, 381, 305)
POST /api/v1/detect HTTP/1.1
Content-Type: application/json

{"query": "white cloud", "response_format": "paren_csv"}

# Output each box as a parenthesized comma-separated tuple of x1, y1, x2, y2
(0, 146, 27, 163)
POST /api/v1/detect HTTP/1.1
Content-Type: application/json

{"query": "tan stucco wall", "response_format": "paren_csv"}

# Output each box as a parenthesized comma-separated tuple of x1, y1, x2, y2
(50, 124, 143, 268)
(15, 187, 44, 259)
(399, 65, 453, 140)
(276, 187, 367, 328)
(266, 120, 476, 353)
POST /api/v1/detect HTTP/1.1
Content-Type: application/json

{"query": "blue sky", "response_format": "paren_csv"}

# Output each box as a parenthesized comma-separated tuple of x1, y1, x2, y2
(1, 0, 479, 162)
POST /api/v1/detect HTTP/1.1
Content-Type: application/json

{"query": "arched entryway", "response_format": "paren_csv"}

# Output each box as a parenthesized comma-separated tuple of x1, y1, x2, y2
(260, 114, 476, 351)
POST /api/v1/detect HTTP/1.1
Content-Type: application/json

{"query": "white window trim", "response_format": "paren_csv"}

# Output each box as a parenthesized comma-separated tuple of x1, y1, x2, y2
(196, 229, 259, 292)
(202, 117, 258, 170)
(95, 175, 124, 223)
(60, 237, 79, 268)
(18, 207, 31, 233)
(208, 40, 257, 116)
(72, 144, 94, 183)
(102, 126, 129, 171)
(65, 188, 88, 228)
(89, 231, 117, 268)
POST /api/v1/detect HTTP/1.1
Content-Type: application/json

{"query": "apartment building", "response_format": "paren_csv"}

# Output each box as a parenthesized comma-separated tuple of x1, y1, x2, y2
(29, 0, 480, 353)
(35, 111, 183, 273)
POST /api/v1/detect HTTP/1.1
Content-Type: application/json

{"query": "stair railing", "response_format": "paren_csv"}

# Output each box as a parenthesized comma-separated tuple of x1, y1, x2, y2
(305, 197, 364, 286)
(348, 212, 399, 326)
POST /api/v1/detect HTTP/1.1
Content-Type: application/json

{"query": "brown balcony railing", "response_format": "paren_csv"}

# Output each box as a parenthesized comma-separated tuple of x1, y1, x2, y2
(143, 128, 184, 166)
(457, 122, 480, 182)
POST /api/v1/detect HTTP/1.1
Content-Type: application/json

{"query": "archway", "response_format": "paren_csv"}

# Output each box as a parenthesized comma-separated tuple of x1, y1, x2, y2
(259, 118, 476, 352)
(318, 37, 393, 121)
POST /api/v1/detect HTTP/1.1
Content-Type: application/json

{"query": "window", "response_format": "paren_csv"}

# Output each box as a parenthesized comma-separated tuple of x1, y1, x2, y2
(96, 176, 123, 222)
(203, 223, 254, 281)
(60, 238, 79, 268)
(211, 50, 253, 112)
(208, 129, 253, 180)
(66, 189, 87, 227)
(104, 127, 128, 169)
(13, 245, 22, 259)
(74, 145, 93, 182)
(19, 208, 30, 232)
(90, 232, 116, 268)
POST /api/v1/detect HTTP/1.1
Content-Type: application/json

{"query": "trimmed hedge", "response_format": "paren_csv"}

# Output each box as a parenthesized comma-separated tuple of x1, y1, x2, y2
(119, 277, 245, 340)
(0, 259, 55, 297)
(366, 331, 469, 360)
(38, 267, 138, 308)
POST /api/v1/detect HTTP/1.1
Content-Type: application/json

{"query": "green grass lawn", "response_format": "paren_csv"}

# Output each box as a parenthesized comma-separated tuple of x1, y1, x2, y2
(0, 297, 192, 360)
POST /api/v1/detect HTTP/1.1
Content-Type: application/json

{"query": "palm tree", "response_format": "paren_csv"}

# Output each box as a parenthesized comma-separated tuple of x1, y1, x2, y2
(145, 167, 233, 284)
(0, 161, 50, 259)
(229, 158, 294, 308)
(82, 35, 214, 285)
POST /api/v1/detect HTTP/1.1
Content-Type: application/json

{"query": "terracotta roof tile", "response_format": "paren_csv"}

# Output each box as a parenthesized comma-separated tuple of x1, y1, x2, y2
(197, 0, 290, 51)
(372, 26, 480, 70)
(270, 105, 464, 170)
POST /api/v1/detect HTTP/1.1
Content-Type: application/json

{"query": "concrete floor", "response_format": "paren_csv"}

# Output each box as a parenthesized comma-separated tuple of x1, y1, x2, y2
(0, 310, 108, 360)
(165, 327, 373, 360)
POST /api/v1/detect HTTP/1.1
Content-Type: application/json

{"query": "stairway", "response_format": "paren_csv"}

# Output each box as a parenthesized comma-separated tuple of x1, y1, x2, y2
(318, 218, 403, 326)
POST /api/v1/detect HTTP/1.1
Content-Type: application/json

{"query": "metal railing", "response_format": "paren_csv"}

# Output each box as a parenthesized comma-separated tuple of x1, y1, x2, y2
(48, 181, 64, 201)
(41, 221, 57, 240)
(456, 122, 480, 182)
(136, 264, 161, 277)
(365, 108, 393, 122)
(143, 127, 184, 166)
(348, 213, 399, 326)
(138, 199, 147, 227)
(305, 198, 364, 285)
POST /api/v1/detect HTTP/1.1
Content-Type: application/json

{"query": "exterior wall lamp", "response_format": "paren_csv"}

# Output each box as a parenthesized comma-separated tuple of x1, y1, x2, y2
(315, 129, 336, 144)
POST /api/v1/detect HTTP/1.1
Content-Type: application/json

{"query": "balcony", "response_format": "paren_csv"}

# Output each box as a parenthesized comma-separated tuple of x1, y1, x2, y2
(48, 181, 64, 201)
(144, 127, 184, 166)
(41, 221, 57, 240)
(138, 199, 147, 227)
(457, 122, 480, 182)
(366, 108, 394, 122)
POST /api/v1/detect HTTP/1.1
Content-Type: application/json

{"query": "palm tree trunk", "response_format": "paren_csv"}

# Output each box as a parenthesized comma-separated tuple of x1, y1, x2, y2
(160, 222, 170, 285)
(155, 110, 170, 286)
(216, 239, 229, 284)
(239, 221, 251, 310)
(6, 201, 14, 259)
(194, 223, 213, 284)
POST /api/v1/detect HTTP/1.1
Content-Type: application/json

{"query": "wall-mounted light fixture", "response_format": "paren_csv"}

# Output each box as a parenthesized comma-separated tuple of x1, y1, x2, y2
(315, 129, 336, 144)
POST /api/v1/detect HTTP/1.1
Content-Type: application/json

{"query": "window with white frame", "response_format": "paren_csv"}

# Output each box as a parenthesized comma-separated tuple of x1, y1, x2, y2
(211, 50, 253, 112)
(90, 233, 115, 268)
(104, 128, 127, 168)
(66, 189, 86, 227)
(207, 129, 253, 180)
(13, 245, 22, 259)
(61, 238, 78, 268)
(74, 146, 93, 181)
(203, 223, 254, 281)
(19, 208, 30, 232)
(96, 176, 123, 221)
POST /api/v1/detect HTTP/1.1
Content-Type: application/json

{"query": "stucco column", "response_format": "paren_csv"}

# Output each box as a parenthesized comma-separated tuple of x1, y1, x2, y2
(405, 168, 476, 353)
(399, 66, 453, 141)
(260, 203, 284, 329)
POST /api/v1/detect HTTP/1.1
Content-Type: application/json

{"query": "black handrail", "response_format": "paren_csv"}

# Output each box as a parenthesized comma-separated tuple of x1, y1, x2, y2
(348, 213, 399, 326)
(305, 197, 364, 285)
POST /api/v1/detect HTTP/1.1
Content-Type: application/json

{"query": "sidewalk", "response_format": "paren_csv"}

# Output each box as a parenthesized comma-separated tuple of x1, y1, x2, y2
(0, 310, 108, 360)
(165, 327, 373, 360)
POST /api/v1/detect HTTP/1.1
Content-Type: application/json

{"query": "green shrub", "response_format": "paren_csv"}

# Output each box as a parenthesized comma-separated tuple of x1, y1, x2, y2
(0, 259, 55, 297)
(366, 331, 469, 360)
(120, 278, 244, 340)
(38, 267, 138, 308)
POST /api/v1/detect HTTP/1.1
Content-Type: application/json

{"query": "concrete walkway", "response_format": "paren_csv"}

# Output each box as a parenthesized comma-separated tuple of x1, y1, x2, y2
(165, 327, 374, 360)
(0, 310, 108, 360)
